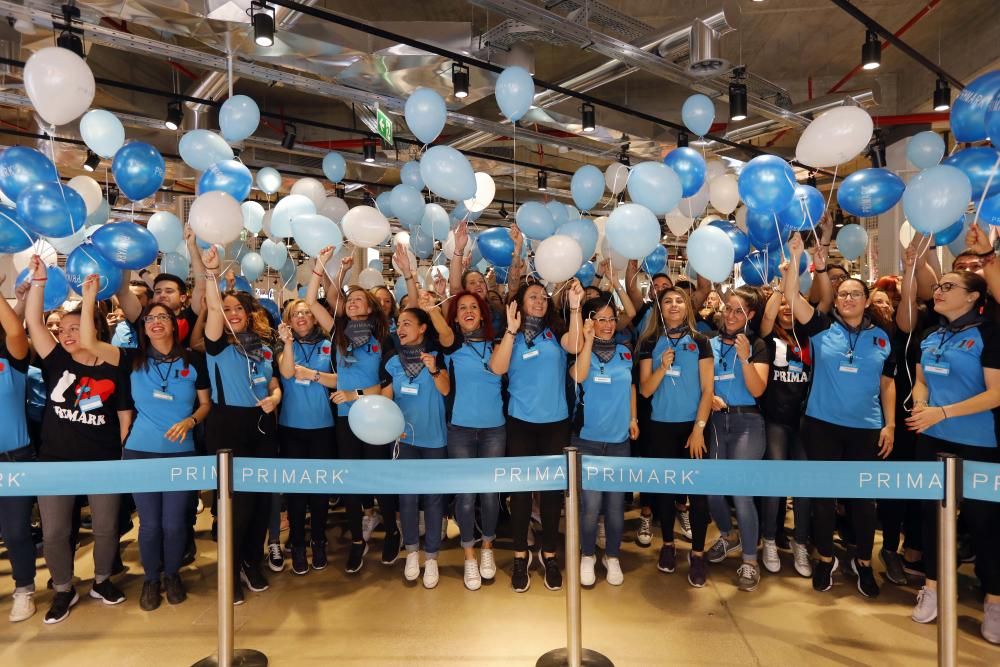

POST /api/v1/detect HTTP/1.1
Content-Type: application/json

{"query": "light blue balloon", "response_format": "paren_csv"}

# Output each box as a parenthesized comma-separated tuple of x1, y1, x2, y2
(627, 161, 682, 215)
(91, 221, 160, 270)
(242, 201, 265, 234)
(950, 70, 1000, 143)
(778, 184, 826, 231)
(79, 110, 125, 159)
(279, 256, 296, 284)
(348, 395, 405, 445)
(240, 252, 265, 281)
(547, 200, 569, 227)
(556, 218, 598, 261)
(565, 204, 581, 220)
(219, 95, 260, 143)
(980, 193, 1000, 227)
(409, 227, 434, 259)
(942, 146, 1000, 200)
(606, 203, 660, 259)
(400, 161, 424, 190)
(86, 198, 110, 227)
(798, 269, 813, 296)
(0, 205, 35, 252)
(0, 146, 58, 201)
(906, 131, 945, 169)
(147, 211, 183, 253)
(419, 146, 476, 201)
(391, 184, 424, 226)
(375, 191, 395, 218)
(570, 165, 604, 211)
(271, 194, 315, 238)
(686, 225, 735, 283)
(738, 155, 796, 214)
(477, 227, 515, 267)
(837, 168, 905, 218)
(17, 182, 87, 238)
(256, 167, 282, 195)
(16, 266, 68, 311)
(903, 165, 973, 234)
(368, 259, 383, 271)
(575, 261, 596, 286)
(641, 244, 668, 275)
(835, 223, 868, 261)
(65, 243, 123, 300)
(515, 201, 555, 240)
(420, 203, 450, 240)
(708, 219, 750, 263)
(663, 147, 706, 198)
(469, 231, 482, 266)
(260, 238, 288, 269)
(404, 87, 447, 145)
(292, 213, 342, 258)
(178, 130, 233, 171)
(322, 152, 346, 183)
(681, 94, 715, 137)
(113, 142, 166, 201)
(393, 277, 408, 303)
(495, 66, 534, 122)
(197, 159, 252, 202)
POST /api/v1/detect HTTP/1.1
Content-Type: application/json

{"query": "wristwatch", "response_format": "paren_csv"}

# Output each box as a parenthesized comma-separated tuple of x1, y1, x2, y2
(313, 370, 321, 382)
(695, 420, 707, 429)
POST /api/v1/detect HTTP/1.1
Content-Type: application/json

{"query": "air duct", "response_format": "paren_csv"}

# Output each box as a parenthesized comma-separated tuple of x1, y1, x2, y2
(687, 19, 728, 76)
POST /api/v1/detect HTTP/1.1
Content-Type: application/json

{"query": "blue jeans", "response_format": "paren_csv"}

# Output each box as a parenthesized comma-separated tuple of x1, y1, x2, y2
(572, 436, 630, 558)
(398, 445, 447, 557)
(124, 449, 194, 581)
(447, 424, 506, 548)
(708, 412, 766, 560)
(0, 445, 37, 592)
(761, 421, 810, 544)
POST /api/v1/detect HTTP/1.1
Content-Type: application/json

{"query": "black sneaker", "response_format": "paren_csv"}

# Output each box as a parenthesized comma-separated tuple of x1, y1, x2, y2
(539, 550, 562, 591)
(181, 539, 197, 567)
(240, 562, 269, 592)
(139, 580, 161, 611)
(657, 544, 677, 573)
(381, 531, 402, 565)
(44, 589, 79, 624)
(511, 552, 533, 593)
(345, 541, 368, 574)
(90, 579, 126, 605)
(267, 542, 284, 572)
(851, 558, 880, 598)
(903, 557, 926, 578)
(958, 535, 976, 563)
(688, 553, 707, 588)
(312, 541, 328, 571)
(233, 579, 245, 606)
(812, 556, 838, 592)
(879, 548, 907, 585)
(164, 574, 186, 605)
(291, 547, 309, 575)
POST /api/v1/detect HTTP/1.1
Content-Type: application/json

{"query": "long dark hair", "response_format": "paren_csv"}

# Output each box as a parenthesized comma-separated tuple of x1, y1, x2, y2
(446, 290, 495, 340)
(221, 290, 274, 345)
(837, 278, 894, 334)
(951, 270, 988, 311)
(333, 285, 389, 354)
(399, 307, 439, 347)
(133, 303, 191, 372)
(61, 303, 110, 343)
(511, 282, 565, 335)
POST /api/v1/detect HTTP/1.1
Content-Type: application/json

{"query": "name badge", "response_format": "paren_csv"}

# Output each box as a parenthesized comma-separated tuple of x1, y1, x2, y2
(594, 375, 612, 384)
(522, 349, 540, 360)
(253, 376, 268, 385)
(838, 363, 858, 374)
(400, 384, 419, 395)
(152, 390, 174, 401)
(924, 363, 950, 376)
(295, 378, 312, 386)
(664, 367, 681, 377)
(787, 362, 804, 373)
(79, 395, 103, 412)
(714, 372, 735, 382)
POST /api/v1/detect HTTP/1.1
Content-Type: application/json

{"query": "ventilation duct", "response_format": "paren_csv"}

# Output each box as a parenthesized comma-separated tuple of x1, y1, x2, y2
(687, 19, 729, 76)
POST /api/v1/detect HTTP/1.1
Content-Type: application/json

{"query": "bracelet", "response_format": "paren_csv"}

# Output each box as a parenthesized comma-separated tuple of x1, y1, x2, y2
(594, 274, 604, 280)
(31, 279, 47, 284)
(453, 252, 464, 258)
(313, 371, 321, 382)
(430, 368, 442, 377)
(815, 267, 828, 273)
(570, 306, 580, 312)
(822, 243, 831, 247)
(977, 250, 996, 258)
(187, 416, 198, 427)
(312, 270, 324, 277)
(940, 405, 948, 419)
(505, 329, 517, 336)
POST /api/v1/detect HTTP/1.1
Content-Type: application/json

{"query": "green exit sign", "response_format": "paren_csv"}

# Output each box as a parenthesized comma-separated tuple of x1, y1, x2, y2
(376, 107, 393, 146)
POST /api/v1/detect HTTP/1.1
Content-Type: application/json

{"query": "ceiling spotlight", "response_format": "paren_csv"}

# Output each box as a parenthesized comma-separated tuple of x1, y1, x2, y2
(56, 4, 84, 58)
(729, 67, 747, 122)
(933, 78, 951, 112)
(806, 172, 817, 188)
(83, 149, 100, 172)
(617, 144, 630, 166)
(581, 102, 595, 133)
(250, 2, 275, 48)
(452, 62, 469, 99)
(537, 170, 548, 191)
(869, 130, 886, 168)
(164, 100, 183, 131)
(106, 184, 119, 207)
(335, 184, 346, 199)
(498, 204, 509, 219)
(281, 123, 297, 149)
(363, 136, 377, 163)
(677, 131, 689, 148)
(862, 29, 881, 70)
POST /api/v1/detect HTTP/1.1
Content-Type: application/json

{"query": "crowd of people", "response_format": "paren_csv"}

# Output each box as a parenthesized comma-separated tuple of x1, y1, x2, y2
(0, 215, 998, 646)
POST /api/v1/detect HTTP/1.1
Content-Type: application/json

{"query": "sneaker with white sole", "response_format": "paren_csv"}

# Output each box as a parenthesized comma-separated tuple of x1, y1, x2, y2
(602, 555, 624, 586)
(423, 558, 439, 589)
(737, 562, 760, 592)
(677, 509, 693, 541)
(982, 600, 1000, 644)
(267, 543, 284, 573)
(362, 512, 382, 543)
(761, 539, 781, 574)
(9, 592, 35, 623)
(791, 540, 812, 578)
(89, 579, 126, 605)
(403, 551, 421, 581)
(479, 548, 496, 581)
(911, 586, 938, 623)
(463, 559, 481, 591)
(706, 535, 741, 563)
(511, 552, 533, 593)
(580, 555, 597, 587)
(43, 589, 78, 624)
(879, 548, 907, 585)
(596, 517, 606, 551)
(636, 514, 653, 547)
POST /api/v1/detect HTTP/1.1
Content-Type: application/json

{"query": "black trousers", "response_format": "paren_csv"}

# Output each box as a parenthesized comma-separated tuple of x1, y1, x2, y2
(506, 417, 569, 553)
(335, 417, 398, 542)
(281, 425, 335, 548)
(643, 420, 710, 552)
(878, 415, 922, 553)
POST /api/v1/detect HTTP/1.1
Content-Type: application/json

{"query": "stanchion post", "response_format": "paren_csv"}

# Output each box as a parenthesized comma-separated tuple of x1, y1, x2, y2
(937, 454, 960, 667)
(536, 448, 613, 667)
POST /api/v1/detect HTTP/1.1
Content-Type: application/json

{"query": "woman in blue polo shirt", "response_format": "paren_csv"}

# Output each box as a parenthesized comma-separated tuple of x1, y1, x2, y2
(276, 299, 337, 576)
(902, 269, 1000, 642)
(78, 276, 211, 612)
(492, 280, 585, 593)
(202, 248, 282, 604)
(571, 295, 638, 587)
(380, 308, 449, 589)
(703, 287, 770, 593)
(782, 235, 895, 600)
(637, 286, 714, 587)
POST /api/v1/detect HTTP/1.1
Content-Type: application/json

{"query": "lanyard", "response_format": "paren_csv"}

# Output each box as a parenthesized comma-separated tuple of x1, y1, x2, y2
(844, 328, 861, 362)
(151, 359, 175, 392)
(667, 333, 686, 351)
(934, 329, 961, 361)
(295, 340, 318, 368)
(465, 340, 490, 371)
(717, 337, 735, 370)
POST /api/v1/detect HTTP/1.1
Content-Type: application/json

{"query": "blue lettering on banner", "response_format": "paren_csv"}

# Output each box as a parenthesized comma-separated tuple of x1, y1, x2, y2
(0, 456, 216, 496)
(964, 461, 1000, 503)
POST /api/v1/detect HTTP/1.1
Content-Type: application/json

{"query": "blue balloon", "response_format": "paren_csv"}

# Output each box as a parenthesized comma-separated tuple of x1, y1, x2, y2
(160, 252, 189, 280)
(835, 223, 868, 261)
(709, 218, 750, 263)
(259, 298, 280, 323)
(322, 152, 346, 183)
(0, 146, 58, 201)
(0, 205, 36, 252)
(477, 227, 515, 267)
(681, 94, 715, 137)
(980, 192, 1000, 227)
(375, 191, 395, 218)
(663, 147, 706, 198)
(393, 277, 408, 303)
(556, 218, 598, 261)
(745, 208, 783, 250)
(565, 204, 581, 220)
(469, 232, 483, 266)
(942, 146, 1000, 200)
(90, 221, 159, 270)
(836, 168, 905, 218)
(349, 394, 406, 445)
(112, 142, 166, 201)
(778, 184, 826, 231)
(950, 70, 1000, 143)
(515, 201, 555, 240)
(80, 109, 125, 159)
(178, 130, 233, 171)
(738, 155, 796, 214)
(219, 95, 260, 143)
(740, 251, 774, 286)
(219, 275, 253, 294)
(492, 265, 510, 285)
(279, 256, 296, 285)
(686, 225, 734, 283)
(404, 87, 447, 144)
(420, 203, 450, 240)
(903, 165, 973, 234)
(65, 244, 122, 300)
(16, 182, 86, 238)
(606, 203, 661, 259)
(400, 161, 424, 190)
(419, 146, 476, 201)
(391, 184, 424, 227)
(570, 165, 604, 211)
(627, 161, 682, 216)
(906, 131, 945, 169)
(198, 159, 252, 202)
(16, 266, 68, 311)
(410, 228, 434, 259)
(450, 201, 469, 222)
(798, 268, 813, 295)
(641, 244, 668, 275)
(240, 252, 265, 281)
(988, 92, 1000, 148)
(933, 217, 966, 245)
(495, 66, 534, 122)
(574, 261, 596, 286)
(547, 200, 569, 227)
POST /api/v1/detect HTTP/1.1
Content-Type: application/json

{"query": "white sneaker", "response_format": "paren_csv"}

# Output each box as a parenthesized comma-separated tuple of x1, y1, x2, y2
(602, 555, 624, 586)
(580, 555, 597, 587)
(596, 517, 607, 551)
(463, 559, 481, 591)
(677, 509, 693, 541)
(362, 512, 382, 543)
(403, 551, 421, 581)
(9, 592, 35, 623)
(911, 586, 938, 624)
(791, 540, 812, 578)
(479, 548, 497, 581)
(983, 600, 1000, 644)
(762, 539, 781, 574)
(423, 558, 439, 589)
(636, 514, 653, 546)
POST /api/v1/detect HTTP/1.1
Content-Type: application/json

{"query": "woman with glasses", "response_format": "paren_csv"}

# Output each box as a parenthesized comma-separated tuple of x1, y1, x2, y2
(782, 233, 895, 599)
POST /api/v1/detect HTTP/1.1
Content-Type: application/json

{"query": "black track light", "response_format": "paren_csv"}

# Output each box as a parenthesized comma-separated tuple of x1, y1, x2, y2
(451, 62, 469, 99)
(677, 131, 689, 148)
(618, 144, 630, 166)
(729, 67, 747, 122)
(806, 172, 817, 188)
(862, 29, 881, 71)
(869, 129, 886, 168)
(581, 102, 595, 133)
(933, 78, 951, 112)
(164, 100, 183, 131)
(537, 170, 548, 191)
(250, 2, 275, 47)
(335, 184, 346, 199)
(56, 4, 84, 58)
(83, 149, 100, 172)
(281, 123, 297, 150)
(106, 184, 119, 207)
(498, 204, 509, 219)
(363, 136, 377, 163)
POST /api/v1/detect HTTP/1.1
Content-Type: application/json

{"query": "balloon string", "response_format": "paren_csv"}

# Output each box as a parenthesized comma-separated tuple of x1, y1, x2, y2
(771, 212, 787, 262)
(971, 154, 1000, 229)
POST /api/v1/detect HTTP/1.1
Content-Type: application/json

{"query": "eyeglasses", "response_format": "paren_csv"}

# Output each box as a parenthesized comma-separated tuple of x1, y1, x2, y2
(932, 282, 969, 294)
(836, 291, 866, 300)
(591, 316, 618, 325)
(290, 310, 312, 318)
(143, 314, 171, 324)
(829, 274, 847, 283)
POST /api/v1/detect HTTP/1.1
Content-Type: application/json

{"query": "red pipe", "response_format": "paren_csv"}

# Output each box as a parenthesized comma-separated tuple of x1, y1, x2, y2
(870, 112, 949, 125)
(304, 139, 366, 150)
(168, 60, 199, 81)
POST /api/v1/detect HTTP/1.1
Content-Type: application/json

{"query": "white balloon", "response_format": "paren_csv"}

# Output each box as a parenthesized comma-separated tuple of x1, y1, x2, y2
(699, 214, 722, 228)
(318, 196, 349, 223)
(358, 267, 385, 289)
(443, 230, 472, 258)
(795, 106, 874, 168)
(341, 205, 390, 248)
(46, 226, 88, 254)
(899, 220, 916, 247)
(708, 174, 739, 215)
(393, 231, 411, 247)
(605, 163, 629, 195)
(13, 240, 57, 272)
(261, 210, 274, 239)
(290, 177, 327, 210)
(67, 175, 103, 214)
(599, 237, 629, 270)
(534, 235, 583, 283)
(188, 191, 243, 245)
(705, 159, 727, 181)
(664, 209, 694, 236)
(242, 200, 265, 234)
(592, 216, 607, 249)
(24, 47, 95, 126)
(391, 245, 418, 275)
(464, 173, 496, 213)
(733, 206, 748, 232)
(677, 181, 710, 218)
(271, 194, 315, 238)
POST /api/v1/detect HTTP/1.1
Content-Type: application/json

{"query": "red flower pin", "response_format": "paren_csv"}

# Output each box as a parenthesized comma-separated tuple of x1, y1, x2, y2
(545, 331, 553, 339)
(623, 352, 632, 360)
(687, 344, 696, 352)
(0, 362, 5, 372)
(263, 350, 272, 360)
(877, 338, 886, 348)
(180, 368, 190, 378)
(372, 345, 379, 353)
(322, 345, 331, 354)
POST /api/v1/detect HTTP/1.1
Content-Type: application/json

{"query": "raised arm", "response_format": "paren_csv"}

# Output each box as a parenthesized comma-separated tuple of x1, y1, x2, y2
(79, 275, 122, 366)
(967, 224, 1000, 304)
(560, 281, 586, 354)
(896, 237, 925, 334)
(781, 234, 816, 325)
(606, 261, 636, 330)
(202, 247, 224, 342)
(490, 301, 520, 375)
(185, 226, 207, 315)
(306, 246, 337, 331)
(0, 275, 28, 361)
(691, 275, 712, 311)
(394, 243, 421, 307)
(759, 289, 781, 338)
(24, 256, 56, 359)
(418, 289, 455, 348)
(568, 320, 595, 383)
(624, 259, 644, 311)
(116, 274, 142, 323)
(449, 220, 469, 295)
(504, 224, 525, 296)
(277, 323, 296, 380)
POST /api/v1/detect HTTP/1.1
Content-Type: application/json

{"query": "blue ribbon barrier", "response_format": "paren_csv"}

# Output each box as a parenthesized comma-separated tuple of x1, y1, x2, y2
(964, 461, 1000, 503)
(580, 457, 947, 500)
(233, 455, 567, 494)
(0, 456, 217, 496)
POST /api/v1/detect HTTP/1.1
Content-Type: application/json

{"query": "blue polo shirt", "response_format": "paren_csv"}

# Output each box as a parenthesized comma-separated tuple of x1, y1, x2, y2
(278, 337, 335, 430)
(0, 344, 30, 453)
(122, 351, 209, 454)
(205, 337, 274, 407)
(572, 344, 634, 443)
(508, 328, 568, 424)
(381, 351, 447, 448)
(334, 339, 385, 418)
(443, 338, 505, 428)
(639, 332, 713, 423)
(710, 333, 769, 408)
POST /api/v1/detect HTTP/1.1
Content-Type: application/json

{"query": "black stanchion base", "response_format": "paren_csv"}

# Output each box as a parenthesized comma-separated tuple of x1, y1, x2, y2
(536, 648, 614, 667)
(192, 649, 269, 667)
